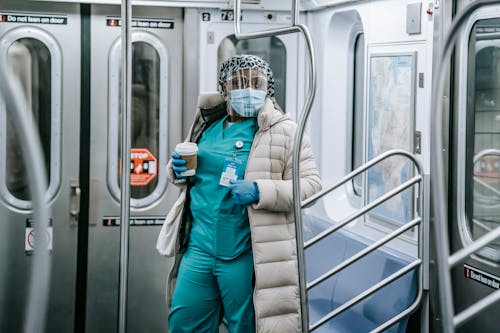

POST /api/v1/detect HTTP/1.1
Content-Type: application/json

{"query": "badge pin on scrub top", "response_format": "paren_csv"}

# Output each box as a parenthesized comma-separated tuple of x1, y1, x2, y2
(219, 141, 245, 187)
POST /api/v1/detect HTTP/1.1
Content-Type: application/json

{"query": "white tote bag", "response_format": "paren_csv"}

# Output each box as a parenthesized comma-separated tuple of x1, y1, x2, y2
(156, 190, 186, 257)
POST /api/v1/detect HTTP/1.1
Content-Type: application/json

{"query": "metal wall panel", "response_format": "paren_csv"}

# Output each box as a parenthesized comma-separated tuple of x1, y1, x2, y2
(86, 5, 182, 332)
(0, 1, 81, 332)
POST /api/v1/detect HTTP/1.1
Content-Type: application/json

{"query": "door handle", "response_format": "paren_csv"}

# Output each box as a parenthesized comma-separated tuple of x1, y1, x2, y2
(70, 179, 81, 225)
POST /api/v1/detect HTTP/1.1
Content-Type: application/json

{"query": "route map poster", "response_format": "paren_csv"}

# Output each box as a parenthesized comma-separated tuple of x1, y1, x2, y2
(367, 53, 415, 225)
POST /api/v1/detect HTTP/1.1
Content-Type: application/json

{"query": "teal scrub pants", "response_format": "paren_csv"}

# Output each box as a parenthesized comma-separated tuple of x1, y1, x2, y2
(168, 245, 255, 333)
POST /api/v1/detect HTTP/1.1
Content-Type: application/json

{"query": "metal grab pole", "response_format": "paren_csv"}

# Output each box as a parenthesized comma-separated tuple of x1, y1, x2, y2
(234, 1, 316, 331)
(292, 27, 316, 333)
(0, 54, 51, 332)
(118, 0, 132, 332)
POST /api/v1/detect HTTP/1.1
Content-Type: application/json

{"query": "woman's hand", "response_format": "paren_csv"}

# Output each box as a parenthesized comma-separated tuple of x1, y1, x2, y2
(228, 180, 260, 205)
(171, 152, 187, 179)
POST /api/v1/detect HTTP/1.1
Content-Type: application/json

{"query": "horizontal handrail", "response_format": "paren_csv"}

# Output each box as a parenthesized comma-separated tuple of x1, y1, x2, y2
(307, 217, 421, 290)
(454, 288, 500, 327)
(473, 148, 500, 163)
(310, 260, 422, 331)
(304, 175, 421, 249)
(235, 22, 305, 38)
(473, 177, 500, 197)
(448, 226, 500, 267)
(472, 149, 500, 195)
(234, 0, 306, 39)
(302, 149, 423, 208)
(472, 218, 493, 233)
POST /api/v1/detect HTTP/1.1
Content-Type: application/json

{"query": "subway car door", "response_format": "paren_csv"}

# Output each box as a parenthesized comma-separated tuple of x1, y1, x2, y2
(450, 5, 500, 332)
(197, 8, 299, 117)
(0, 2, 81, 332)
(86, 5, 182, 333)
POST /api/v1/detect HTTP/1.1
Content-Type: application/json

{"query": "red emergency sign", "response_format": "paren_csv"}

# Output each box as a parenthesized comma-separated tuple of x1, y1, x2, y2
(130, 148, 157, 186)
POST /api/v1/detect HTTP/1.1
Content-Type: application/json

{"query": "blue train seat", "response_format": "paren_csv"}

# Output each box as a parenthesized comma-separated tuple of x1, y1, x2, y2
(303, 215, 418, 333)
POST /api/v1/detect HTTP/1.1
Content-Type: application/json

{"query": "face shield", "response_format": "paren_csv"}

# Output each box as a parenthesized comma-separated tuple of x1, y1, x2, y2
(225, 68, 268, 118)
(226, 68, 268, 92)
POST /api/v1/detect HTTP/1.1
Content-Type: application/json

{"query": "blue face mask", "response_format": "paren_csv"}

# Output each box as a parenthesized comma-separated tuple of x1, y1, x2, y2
(230, 88, 266, 117)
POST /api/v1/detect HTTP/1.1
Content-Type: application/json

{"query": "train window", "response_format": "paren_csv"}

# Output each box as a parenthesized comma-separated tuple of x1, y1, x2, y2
(465, 19, 500, 253)
(117, 42, 160, 199)
(5, 39, 51, 200)
(108, 32, 169, 207)
(0, 28, 62, 211)
(0, 30, 62, 210)
(217, 35, 286, 110)
(352, 33, 365, 196)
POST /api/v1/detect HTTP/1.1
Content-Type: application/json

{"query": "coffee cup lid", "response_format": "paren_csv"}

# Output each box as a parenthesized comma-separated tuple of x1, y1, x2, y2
(175, 142, 198, 154)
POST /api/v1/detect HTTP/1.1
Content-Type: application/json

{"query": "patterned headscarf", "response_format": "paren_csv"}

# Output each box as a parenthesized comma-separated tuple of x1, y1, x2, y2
(218, 54, 275, 98)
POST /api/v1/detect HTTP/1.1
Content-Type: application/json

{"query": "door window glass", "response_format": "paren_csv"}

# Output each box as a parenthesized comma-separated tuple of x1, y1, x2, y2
(217, 35, 286, 110)
(6, 38, 51, 200)
(118, 42, 160, 199)
(352, 33, 365, 195)
(466, 19, 500, 251)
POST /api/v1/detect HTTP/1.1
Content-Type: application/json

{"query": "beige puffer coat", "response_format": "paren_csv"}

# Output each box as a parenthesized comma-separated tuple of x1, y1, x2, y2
(166, 93, 322, 333)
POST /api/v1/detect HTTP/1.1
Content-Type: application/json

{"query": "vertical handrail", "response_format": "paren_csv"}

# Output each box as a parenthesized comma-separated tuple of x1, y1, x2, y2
(431, 1, 500, 331)
(233, 1, 316, 331)
(118, 0, 132, 332)
(0, 49, 51, 332)
(301, 149, 424, 332)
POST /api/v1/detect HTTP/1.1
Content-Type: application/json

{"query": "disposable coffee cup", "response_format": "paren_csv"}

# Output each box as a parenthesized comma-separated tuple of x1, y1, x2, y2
(175, 142, 198, 176)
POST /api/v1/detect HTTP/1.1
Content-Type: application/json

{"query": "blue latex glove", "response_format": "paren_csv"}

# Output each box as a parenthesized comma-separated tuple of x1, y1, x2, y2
(228, 180, 260, 205)
(171, 152, 187, 179)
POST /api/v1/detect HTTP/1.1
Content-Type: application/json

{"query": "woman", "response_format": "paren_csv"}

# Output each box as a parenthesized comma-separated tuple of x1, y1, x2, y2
(166, 55, 321, 333)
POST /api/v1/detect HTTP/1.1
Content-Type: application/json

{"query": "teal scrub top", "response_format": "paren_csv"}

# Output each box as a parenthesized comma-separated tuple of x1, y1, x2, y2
(189, 116, 257, 260)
